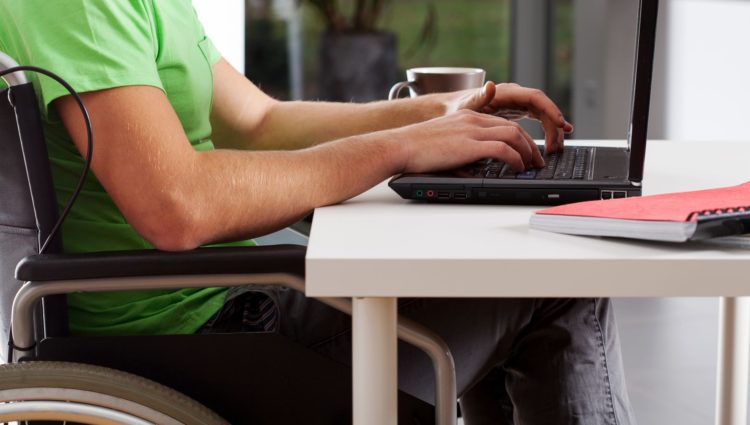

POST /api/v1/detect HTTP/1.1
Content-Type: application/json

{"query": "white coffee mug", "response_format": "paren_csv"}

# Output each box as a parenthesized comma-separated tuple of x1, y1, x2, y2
(388, 67, 486, 100)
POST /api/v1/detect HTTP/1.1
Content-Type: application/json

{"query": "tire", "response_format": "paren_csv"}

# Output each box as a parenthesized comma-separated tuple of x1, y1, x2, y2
(0, 361, 229, 424)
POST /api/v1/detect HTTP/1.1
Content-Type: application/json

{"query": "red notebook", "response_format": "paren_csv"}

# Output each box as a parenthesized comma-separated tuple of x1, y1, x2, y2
(530, 181, 750, 242)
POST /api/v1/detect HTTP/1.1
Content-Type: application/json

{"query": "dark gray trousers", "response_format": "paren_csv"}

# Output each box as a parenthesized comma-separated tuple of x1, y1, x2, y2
(202, 288, 636, 425)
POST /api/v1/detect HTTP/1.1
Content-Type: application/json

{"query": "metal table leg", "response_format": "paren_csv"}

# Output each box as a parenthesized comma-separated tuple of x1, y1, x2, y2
(353, 297, 398, 425)
(715, 297, 750, 425)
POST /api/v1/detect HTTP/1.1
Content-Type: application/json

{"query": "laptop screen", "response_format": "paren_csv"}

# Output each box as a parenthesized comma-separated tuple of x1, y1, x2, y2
(627, 0, 659, 183)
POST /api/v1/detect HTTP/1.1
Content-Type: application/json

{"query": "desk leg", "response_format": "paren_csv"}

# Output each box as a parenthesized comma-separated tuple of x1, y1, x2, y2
(715, 297, 750, 425)
(353, 297, 398, 425)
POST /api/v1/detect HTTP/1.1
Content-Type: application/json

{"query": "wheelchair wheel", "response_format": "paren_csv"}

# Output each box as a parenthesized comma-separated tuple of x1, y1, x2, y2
(0, 361, 229, 424)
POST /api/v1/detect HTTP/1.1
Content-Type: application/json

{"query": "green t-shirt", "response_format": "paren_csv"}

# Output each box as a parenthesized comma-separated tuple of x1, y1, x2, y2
(0, 0, 252, 335)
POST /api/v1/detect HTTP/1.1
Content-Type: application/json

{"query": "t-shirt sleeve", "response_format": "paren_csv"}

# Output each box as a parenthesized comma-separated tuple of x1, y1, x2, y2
(19, 0, 163, 115)
(191, 6, 222, 66)
(199, 36, 222, 66)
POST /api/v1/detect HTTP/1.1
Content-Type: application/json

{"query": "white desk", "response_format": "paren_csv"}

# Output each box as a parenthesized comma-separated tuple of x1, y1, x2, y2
(306, 140, 750, 425)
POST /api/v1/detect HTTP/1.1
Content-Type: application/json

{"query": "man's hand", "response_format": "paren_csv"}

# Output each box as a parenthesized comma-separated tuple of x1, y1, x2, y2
(446, 82, 574, 154)
(385, 109, 545, 174)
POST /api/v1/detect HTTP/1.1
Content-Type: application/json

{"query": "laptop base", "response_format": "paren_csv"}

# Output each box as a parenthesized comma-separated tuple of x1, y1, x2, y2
(389, 146, 641, 205)
(389, 184, 641, 206)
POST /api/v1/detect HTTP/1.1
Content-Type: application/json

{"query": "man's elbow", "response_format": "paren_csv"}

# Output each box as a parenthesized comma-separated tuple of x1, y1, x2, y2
(129, 199, 204, 252)
(146, 228, 202, 252)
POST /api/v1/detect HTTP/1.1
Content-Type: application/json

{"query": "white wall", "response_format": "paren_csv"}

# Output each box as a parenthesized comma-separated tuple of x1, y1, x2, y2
(192, 0, 245, 73)
(666, 0, 750, 141)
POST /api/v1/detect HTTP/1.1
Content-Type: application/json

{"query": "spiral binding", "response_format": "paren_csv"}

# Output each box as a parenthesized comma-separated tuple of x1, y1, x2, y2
(694, 206, 750, 222)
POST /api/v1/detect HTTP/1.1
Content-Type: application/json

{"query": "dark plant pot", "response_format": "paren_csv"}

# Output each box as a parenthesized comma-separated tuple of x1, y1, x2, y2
(319, 32, 398, 102)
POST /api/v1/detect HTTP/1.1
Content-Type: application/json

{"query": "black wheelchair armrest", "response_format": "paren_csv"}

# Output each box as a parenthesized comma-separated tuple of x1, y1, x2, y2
(11, 244, 308, 356)
(15, 245, 306, 282)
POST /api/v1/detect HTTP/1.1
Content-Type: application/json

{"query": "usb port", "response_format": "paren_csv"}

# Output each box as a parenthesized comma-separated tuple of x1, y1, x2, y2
(454, 192, 467, 200)
(437, 191, 451, 200)
(613, 191, 627, 199)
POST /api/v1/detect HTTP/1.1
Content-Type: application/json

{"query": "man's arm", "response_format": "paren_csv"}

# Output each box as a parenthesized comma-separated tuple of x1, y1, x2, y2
(209, 59, 572, 152)
(210, 59, 446, 151)
(55, 85, 541, 251)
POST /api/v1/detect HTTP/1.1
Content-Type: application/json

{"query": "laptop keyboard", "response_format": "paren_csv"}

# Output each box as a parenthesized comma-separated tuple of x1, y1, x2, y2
(462, 147, 592, 180)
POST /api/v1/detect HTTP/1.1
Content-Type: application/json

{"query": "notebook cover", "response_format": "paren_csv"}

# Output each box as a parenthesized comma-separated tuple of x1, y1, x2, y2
(535, 181, 750, 222)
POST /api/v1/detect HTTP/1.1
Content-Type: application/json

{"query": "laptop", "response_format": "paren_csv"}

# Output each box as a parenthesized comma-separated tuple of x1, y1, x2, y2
(389, 0, 658, 205)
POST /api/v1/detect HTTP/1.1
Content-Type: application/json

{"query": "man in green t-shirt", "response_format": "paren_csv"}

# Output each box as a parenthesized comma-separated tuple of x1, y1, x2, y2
(0, 1, 635, 423)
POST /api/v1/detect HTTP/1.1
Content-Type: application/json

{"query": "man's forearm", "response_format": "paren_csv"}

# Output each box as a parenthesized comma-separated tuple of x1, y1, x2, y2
(209, 59, 475, 152)
(160, 132, 405, 250)
(245, 94, 449, 151)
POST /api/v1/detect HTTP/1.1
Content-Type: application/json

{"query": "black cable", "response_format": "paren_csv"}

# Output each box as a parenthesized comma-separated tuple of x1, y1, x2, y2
(1, 65, 93, 254)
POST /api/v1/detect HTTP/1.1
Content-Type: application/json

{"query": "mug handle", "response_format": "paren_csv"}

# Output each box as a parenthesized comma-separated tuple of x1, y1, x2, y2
(388, 81, 418, 100)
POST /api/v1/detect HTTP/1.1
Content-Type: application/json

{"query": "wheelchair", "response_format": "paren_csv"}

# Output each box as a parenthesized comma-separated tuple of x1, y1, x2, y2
(0, 52, 457, 424)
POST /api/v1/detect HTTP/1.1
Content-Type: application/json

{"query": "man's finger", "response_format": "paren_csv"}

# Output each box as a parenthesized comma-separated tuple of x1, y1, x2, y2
(514, 122, 544, 168)
(500, 85, 568, 129)
(494, 126, 534, 168)
(542, 118, 562, 153)
(473, 114, 543, 167)
(470, 81, 496, 111)
(475, 125, 533, 168)
(489, 142, 525, 172)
